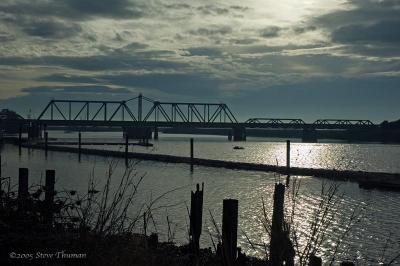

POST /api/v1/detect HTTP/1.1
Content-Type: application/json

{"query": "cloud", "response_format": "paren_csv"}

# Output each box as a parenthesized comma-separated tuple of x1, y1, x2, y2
(293, 25, 317, 34)
(0, 0, 399, 122)
(0, 53, 187, 72)
(97, 72, 222, 97)
(197, 5, 230, 16)
(21, 85, 131, 95)
(185, 47, 223, 57)
(332, 20, 400, 44)
(259, 26, 281, 38)
(189, 26, 233, 36)
(0, 0, 144, 21)
(21, 19, 82, 39)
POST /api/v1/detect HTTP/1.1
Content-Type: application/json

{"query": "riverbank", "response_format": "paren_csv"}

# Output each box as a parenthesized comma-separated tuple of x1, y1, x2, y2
(21, 143, 400, 191)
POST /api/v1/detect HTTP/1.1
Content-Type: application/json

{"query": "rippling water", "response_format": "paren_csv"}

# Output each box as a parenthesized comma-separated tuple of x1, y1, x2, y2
(1, 132, 400, 264)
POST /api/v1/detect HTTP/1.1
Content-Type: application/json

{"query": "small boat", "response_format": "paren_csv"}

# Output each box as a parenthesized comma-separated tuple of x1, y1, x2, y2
(233, 146, 244, 150)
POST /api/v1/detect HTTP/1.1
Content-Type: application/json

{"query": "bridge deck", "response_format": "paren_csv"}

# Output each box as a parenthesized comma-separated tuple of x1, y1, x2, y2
(29, 119, 379, 130)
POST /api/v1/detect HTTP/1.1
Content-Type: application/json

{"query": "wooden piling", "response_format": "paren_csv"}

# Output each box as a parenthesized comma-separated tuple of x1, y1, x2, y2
(44, 131, 48, 157)
(125, 133, 129, 166)
(190, 183, 204, 254)
(78, 132, 82, 161)
(222, 199, 238, 265)
(190, 138, 194, 171)
(270, 183, 286, 266)
(18, 168, 29, 211)
(286, 140, 290, 169)
(44, 170, 55, 224)
(19, 125, 22, 155)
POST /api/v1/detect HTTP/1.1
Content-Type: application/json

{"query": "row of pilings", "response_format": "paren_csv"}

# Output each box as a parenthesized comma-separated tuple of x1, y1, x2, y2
(14, 131, 400, 191)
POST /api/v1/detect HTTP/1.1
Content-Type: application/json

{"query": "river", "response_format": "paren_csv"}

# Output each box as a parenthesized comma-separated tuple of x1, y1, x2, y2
(1, 132, 400, 265)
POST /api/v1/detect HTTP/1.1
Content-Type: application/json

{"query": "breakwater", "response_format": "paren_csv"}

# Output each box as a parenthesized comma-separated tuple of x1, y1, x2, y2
(21, 143, 400, 191)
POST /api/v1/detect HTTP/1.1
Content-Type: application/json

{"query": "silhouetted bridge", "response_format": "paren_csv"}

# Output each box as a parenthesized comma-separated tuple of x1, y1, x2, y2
(20, 94, 378, 141)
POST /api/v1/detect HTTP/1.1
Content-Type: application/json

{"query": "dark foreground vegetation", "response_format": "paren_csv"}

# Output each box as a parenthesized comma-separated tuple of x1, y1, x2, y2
(0, 163, 261, 266)
(1, 161, 399, 265)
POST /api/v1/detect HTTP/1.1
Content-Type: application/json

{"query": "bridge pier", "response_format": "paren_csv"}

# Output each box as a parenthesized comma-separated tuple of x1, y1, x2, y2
(153, 127, 159, 140)
(124, 127, 152, 142)
(27, 123, 42, 141)
(232, 127, 246, 141)
(302, 127, 317, 143)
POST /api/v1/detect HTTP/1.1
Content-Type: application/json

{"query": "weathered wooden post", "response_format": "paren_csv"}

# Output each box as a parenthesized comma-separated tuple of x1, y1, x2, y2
(190, 138, 194, 171)
(270, 183, 286, 266)
(222, 199, 238, 265)
(125, 132, 129, 166)
(44, 170, 55, 224)
(78, 132, 82, 162)
(18, 168, 29, 211)
(190, 183, 204, 254)
(19, 125, 22, 156)
(286, 140, 291, 170)
(44, 131, 48, 157)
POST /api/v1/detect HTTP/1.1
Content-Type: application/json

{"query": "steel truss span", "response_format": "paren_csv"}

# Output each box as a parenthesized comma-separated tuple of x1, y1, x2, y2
(38, 94, 238, 124)
(35, 94, 377, 130)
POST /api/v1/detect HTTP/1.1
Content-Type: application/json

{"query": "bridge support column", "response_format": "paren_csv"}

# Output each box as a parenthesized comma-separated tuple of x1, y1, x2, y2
(232, 127, 246, 141)
(302, 127, 317, 143)
(125, 127, 152, 142)
(153, 127, 159, 140)
(27, 123, 41, 141)
(228, 131, 232, 141)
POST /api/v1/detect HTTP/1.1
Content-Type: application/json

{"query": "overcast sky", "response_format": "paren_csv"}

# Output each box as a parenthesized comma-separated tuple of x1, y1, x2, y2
(0, 0, 399, 122)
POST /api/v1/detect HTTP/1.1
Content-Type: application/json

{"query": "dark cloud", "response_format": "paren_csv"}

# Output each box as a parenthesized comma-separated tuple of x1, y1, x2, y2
(189, 26, 232, 36)
(197, 5, 229, 16)
(259, 26, 281, 38)
(342, 44, 400, 58)
(229, 5, 250, 12)
(65, 0, 136, 17)
(316, 0, 400, 27)
(309, 0, 400, 57)
(0, 53, 187, 72)
(21, 19, 82, 39)
(21, 85, 131, 95)
(98, 73, 221, 97)
(230, 38, 258, 45)
(164, 3, 192, 10)
(332, 20, 400, 44)
(36, 74, 100, 84)
(293, 25, 316, 34)
(0, 0, 144, 21)
(185, 47, 223, 57)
